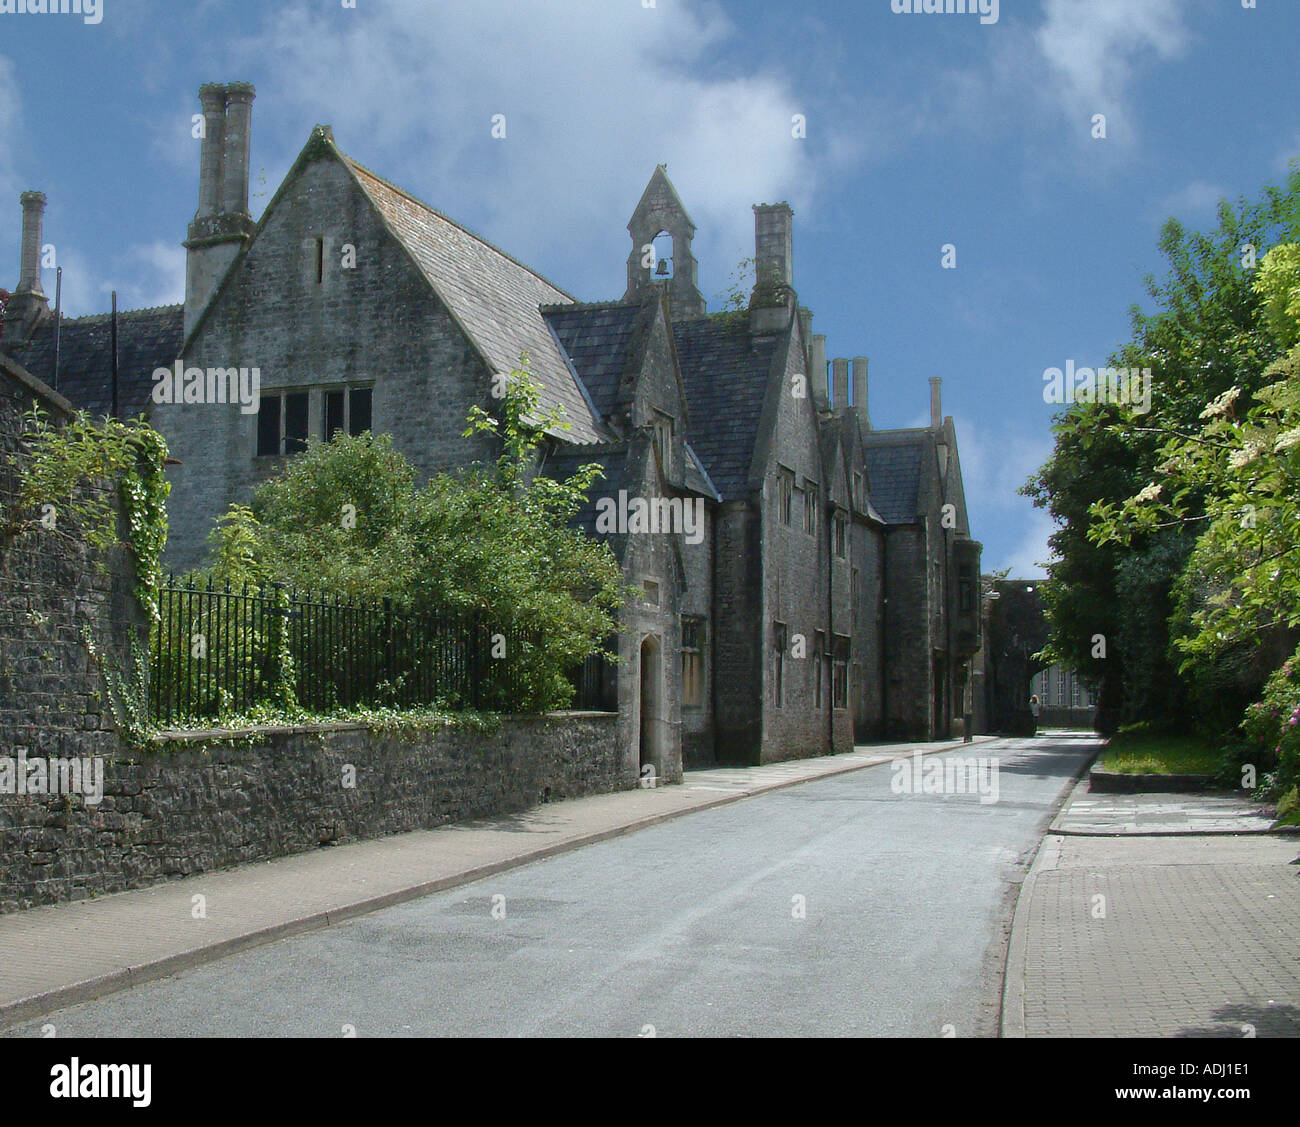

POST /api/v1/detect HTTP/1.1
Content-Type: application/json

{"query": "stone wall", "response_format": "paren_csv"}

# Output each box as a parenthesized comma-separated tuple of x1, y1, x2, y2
(0, 712, 623, 913)
(712, 501, 762, 763)
(0, 356, 144, 761)
(884, 526, 930, 740)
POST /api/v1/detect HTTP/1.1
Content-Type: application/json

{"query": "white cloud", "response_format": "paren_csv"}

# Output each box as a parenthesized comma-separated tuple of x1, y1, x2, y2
(919, 0, 1195, 162)
(951, 415, 1053, 516)
(1001, 508, 1057, 579)
(947, 414, 1056, 576)
(1034, 0, 1191, 135)
(0, 55, 21, 286)
(1275, 129, 1300, 177)
(50, 240, 185, 318)
(1150, 180, 1226, 226)
(229, 0, 835, 300)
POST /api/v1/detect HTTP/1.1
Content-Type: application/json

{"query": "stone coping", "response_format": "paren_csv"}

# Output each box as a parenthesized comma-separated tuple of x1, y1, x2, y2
(1088, 767, 1220, 794)
(150, 711, 618, 745)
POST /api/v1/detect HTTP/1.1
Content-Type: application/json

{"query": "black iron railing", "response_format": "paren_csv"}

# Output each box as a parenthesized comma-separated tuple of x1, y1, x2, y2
(149, 576, 539, 725)
(568, 647, 617, 712)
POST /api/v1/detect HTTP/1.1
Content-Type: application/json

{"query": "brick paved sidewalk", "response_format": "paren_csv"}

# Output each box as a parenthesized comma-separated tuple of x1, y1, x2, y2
(1004, 833, 1300, 1037)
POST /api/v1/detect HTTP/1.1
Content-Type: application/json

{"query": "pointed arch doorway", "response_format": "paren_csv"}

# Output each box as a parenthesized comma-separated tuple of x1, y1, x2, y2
(639, 635, 663, 784)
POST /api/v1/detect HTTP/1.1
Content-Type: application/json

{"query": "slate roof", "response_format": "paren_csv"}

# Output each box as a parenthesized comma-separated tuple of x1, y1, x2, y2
(672, 315, 780, 501)
(345, 157, 604, 445)
(542, 445, 627, 544)
(862, 434, 928, 525)
(6, 305, 184, 419)
(821, 413, 885, 524)
(543, 302, 642, 423)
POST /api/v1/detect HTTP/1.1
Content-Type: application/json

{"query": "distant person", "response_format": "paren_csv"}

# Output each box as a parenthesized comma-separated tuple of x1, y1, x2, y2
(1029, 694, 1040, 719)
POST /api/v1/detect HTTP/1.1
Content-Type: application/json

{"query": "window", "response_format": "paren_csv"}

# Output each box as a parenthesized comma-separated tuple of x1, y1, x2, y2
(323, 385, 374, 441)
(652, 411, 673, 469)
(681, 617, 705, 709)
(256, 391, 308, 457)
(256, 395, 280, 457)
(852, 567, 859, 608)
(773, 621, 788, 708)
(285, 394, 308, 453)
(833, 511, 848, 558)
(350, 387, 373, 435)
(832, 635, 850, 710)
(314, 236, 325, 285)
(803, 481, 818, 536)
(958, 563, 975, 614)
(642, 580, 661, 607)
(324, 390, 345, 440)
(777, 469, 794, 526)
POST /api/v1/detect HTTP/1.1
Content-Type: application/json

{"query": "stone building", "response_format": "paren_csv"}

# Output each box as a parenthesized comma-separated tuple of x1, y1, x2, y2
(2, 82, 983, 777)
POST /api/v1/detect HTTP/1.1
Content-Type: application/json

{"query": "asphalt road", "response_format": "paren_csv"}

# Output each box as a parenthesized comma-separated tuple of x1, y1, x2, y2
(7, 734, 1096, 1037)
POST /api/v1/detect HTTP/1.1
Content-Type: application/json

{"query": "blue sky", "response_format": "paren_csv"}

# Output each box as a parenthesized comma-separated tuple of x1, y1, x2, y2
(2, 0, 1298, 577)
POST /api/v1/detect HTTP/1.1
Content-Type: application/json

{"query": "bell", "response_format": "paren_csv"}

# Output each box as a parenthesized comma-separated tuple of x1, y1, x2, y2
(655, 258, 671, 277)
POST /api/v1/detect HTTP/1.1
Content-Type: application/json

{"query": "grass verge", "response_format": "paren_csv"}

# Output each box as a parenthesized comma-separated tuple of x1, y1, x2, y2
(1100, 725, 1221, 776)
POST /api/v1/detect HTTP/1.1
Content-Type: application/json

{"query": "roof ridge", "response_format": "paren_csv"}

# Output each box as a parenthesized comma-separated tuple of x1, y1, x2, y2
(862, 428, 931, 442)
(37, 303, 183, 324)
(344, 155, 577, 303)
(541, 299, 636, 314)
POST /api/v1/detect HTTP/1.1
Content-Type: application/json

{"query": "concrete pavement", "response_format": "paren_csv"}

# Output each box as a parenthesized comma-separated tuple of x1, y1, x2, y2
(0, 736, 995, 1030)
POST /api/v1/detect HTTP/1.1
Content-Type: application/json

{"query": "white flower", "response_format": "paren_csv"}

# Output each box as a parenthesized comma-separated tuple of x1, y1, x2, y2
(1201, 387, 1242, 420)
(1134, 482, 1163, 503)
(1275, 427, 1300, 452)
(1229, 441, 1263, 469)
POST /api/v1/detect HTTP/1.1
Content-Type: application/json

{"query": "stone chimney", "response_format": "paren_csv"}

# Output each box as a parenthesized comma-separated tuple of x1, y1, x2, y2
(4, 191, 52, 345)
(832, 358, 849, 410)
(930, 377, 943, 428)
(811, 334, 829, 412)
(185, 82, 257, 339)
(221, 83, 256, 222)
(750, 202, 795, 335)
(852, 357, 871, 430)
(196, 85, 226, 219)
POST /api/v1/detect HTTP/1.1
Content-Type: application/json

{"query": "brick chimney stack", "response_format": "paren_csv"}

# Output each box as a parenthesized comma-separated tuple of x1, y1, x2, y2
(930, 377, 943, 428)
(4, 191, 52, 345)
(185, 82, 257, 339)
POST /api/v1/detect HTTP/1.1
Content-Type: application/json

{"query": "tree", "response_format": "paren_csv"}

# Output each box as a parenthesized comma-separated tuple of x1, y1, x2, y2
(1089, 244, 1300, 791)
(202, 358, 629, 713)
(1023, 170, 1300, 733)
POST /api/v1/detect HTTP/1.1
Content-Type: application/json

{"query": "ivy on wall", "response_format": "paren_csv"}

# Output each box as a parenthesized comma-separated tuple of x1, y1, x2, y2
(3, 406, 171, 617)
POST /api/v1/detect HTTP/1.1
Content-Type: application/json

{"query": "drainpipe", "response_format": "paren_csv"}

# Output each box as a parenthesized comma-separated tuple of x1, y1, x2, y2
(827, 498, 834, 755)
(879, 529, 889, 740)
(110, 291, 119, 418)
